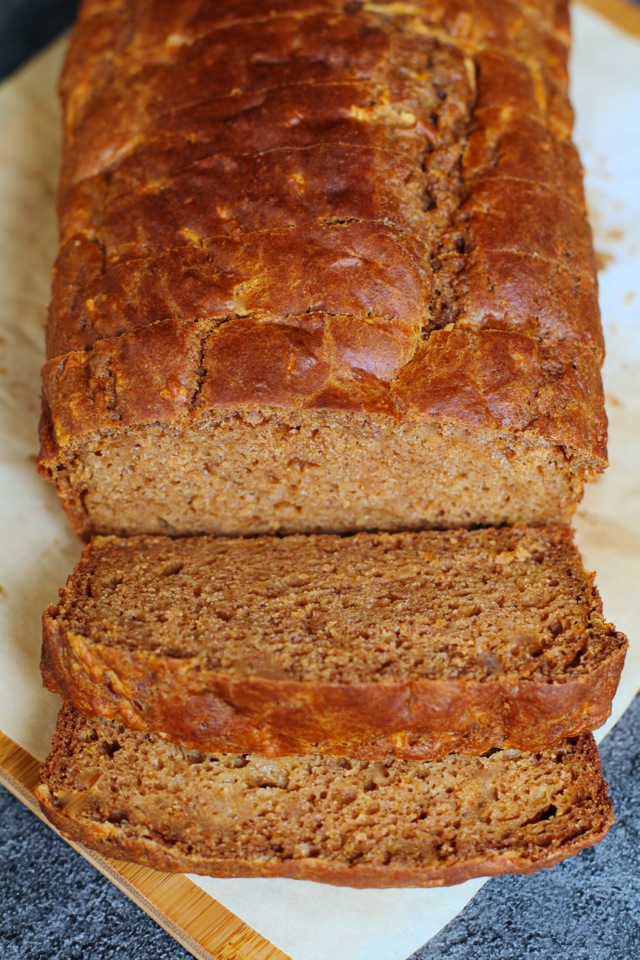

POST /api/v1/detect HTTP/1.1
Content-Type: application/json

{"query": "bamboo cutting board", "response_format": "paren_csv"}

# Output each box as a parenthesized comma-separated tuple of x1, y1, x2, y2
(0, 731, 290, 960)
(580, 0, 640, 35)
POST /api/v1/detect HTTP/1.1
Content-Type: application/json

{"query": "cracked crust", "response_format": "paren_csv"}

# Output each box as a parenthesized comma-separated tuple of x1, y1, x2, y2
(41, 320, 606, 460)
(40, 0, 607, 536)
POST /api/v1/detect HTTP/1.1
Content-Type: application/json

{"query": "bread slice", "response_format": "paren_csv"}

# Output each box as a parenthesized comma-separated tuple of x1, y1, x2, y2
(41, 528, 626, 760)
(39, 0, 606, 539)
(36, 705, 614, 889)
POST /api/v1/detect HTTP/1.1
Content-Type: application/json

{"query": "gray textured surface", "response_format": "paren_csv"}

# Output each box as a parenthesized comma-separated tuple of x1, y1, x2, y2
(412, 692, 640, 960)
(0, 0, 78, 80)
(0, 784, 189, 960)
(1, 693, 638, 959)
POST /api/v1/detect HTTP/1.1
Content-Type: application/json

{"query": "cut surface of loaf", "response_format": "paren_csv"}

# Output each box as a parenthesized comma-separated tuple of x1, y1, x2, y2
(39, 0, 606, 537)
(37, 705, 614, 888)
(41, 528, 627, 759)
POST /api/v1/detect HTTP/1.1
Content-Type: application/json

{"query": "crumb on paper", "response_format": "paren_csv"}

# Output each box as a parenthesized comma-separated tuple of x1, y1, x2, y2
(576, 509, 601, 525)
(595, 250, 615, 271)
(605, 393, 622, 408)
(624, 291, 636, 305)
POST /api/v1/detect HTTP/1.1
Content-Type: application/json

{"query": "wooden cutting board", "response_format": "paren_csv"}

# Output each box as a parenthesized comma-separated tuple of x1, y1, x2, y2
(0, 730, 291, 960)
(580, 0, 640, 36)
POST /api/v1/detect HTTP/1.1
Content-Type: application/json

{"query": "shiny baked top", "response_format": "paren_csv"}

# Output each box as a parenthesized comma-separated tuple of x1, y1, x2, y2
(42, 0, 606, 464)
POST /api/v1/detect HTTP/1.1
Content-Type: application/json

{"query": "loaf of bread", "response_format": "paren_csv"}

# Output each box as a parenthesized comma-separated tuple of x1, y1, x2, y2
(34, 2, 622, 897)
(38, 0, 606, 538)
(37, 704, 614, 888)
(42, 527, 627, 759)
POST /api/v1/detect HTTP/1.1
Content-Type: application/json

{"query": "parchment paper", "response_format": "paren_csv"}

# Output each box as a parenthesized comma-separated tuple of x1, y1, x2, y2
(0, 6, 638, 960)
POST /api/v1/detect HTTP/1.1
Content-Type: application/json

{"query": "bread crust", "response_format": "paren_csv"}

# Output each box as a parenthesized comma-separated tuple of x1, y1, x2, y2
(39, 0, 607, 536)
(41, 626, 626, 760)
(40, 323, 607, 464)
(35, 794, 614, 888)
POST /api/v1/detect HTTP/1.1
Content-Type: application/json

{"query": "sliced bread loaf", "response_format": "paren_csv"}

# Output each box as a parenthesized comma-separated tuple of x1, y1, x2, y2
(41, 527, 626, 760)
(36, 705, 614, 889)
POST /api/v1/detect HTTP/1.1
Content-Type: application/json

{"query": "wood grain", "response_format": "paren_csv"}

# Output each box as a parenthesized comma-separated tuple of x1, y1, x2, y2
(578, 0, 640, 36)
(0, 730, 290, 960)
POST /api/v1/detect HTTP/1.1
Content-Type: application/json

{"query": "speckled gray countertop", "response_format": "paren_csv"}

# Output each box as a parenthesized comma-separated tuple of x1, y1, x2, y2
(2, 692, 639, 960)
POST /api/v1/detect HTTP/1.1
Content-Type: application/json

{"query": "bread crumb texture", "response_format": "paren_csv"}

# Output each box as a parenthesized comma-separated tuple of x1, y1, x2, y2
(50, 528, 620, 684)
(36, 705, 614, 887)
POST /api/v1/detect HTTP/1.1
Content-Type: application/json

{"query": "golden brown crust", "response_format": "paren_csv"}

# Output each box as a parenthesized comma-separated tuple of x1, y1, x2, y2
(41, 629, 626, 761)
(36, 706, 615, 888)
(40, 528, 627, 759)
(40, 321, 607, 467)
(40, 0, 607, 519)
(393, 329, 607, 464)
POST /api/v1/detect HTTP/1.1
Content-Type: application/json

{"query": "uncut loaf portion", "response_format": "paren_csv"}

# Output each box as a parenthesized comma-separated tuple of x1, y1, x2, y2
(40, 0, 606, 538)
(37, 705, 614, 888)
(41, 528, 627, 760)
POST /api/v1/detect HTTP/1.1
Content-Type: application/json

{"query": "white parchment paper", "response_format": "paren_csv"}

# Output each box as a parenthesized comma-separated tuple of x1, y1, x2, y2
(0, 6, 638, 959)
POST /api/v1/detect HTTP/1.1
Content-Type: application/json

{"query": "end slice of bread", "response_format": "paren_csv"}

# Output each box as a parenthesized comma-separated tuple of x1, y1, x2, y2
(37, 704, 614, 889)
